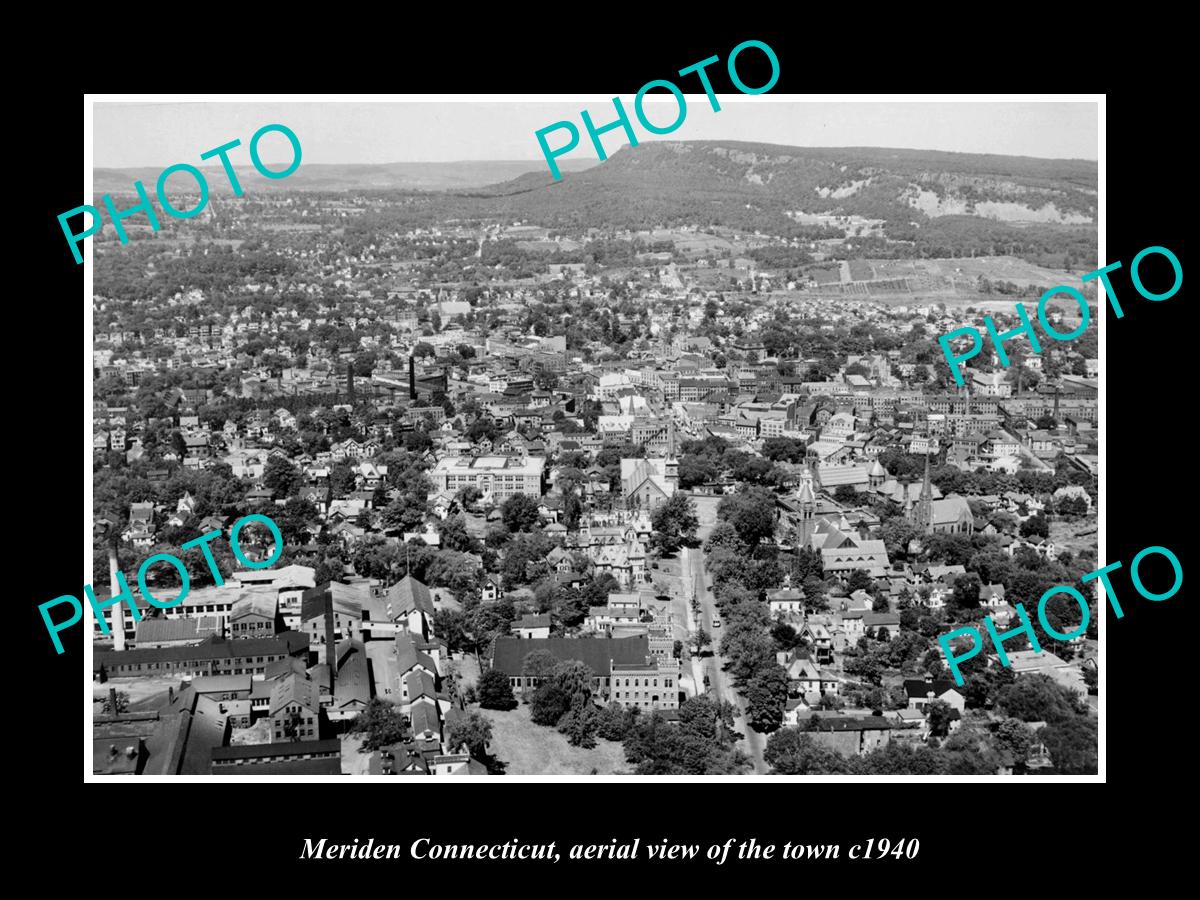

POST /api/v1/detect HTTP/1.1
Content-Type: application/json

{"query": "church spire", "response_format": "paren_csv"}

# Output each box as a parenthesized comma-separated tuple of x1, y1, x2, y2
(796, 463, 816, 548)
(663, 417, 679, 486)
(917, 452, 933, 533)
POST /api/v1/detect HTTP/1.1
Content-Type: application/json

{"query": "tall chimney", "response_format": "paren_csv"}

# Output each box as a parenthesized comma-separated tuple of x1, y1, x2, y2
(109, 545, 126, 652)
(408, 356, 417, 401)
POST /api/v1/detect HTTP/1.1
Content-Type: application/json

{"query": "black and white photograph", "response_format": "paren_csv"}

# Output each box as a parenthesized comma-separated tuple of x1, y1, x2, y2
(77, 96, 1107, 781)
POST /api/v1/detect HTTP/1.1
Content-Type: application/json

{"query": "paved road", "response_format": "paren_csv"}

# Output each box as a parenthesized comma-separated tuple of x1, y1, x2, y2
(681, 547, 768, 774)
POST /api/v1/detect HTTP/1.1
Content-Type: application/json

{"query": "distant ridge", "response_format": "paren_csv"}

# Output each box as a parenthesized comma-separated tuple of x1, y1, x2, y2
(92, 159, 600, 195)
(448, 140, 1097, 237)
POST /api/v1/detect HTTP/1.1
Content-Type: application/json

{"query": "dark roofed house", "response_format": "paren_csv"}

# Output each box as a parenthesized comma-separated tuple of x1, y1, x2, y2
(490, 636, 651, 697)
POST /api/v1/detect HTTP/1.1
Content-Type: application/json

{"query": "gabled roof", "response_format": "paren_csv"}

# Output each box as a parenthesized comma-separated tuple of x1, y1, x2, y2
(395, 633, 438, 676)
(231, 593, 276, 621)
(386, 575, 434, 618)
(405, 669, 438, 701)
(270, 673, 321, 715)
(300, 582, 368, 624)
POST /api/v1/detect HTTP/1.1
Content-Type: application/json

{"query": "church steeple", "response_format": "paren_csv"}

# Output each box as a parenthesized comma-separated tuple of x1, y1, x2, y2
(796, 463, 817, 549)
(916, 452, 933, 533)
(664, 418, 678, 485)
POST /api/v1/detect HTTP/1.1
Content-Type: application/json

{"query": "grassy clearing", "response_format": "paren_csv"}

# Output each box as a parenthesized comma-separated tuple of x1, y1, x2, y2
(477, 703, 629, 775)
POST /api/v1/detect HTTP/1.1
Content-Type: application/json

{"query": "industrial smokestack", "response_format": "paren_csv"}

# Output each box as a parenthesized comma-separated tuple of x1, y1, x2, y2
(408, 356, 417, 401)
(109, 545, 125, 652)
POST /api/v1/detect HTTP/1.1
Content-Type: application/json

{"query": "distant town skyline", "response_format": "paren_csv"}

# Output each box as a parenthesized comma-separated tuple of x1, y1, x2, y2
(93, 100, 1100, 169)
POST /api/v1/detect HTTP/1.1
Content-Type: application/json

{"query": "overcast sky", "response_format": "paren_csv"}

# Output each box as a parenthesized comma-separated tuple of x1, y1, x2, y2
(93, 99, 1100, 168)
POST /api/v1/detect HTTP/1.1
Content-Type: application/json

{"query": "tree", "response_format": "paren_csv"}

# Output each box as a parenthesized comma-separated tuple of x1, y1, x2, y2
(744, 664, 790, 733)
(477, 668, 518, 711)
(277, 495, 319, 544)
(530, 660, 593, 727)
(764, 729, 852, 774)
(502, 533, 554, 586)
(557, 692, 601, 748)
(1040, 716, 1098, 774)
(996, 675, 1086, 724)
(456, 484, 484, 510)
(562, 491, 582, 531)
(951, 572, 983, 612)
(329, 461, 357, 496)
(649, 492, 699, 554)
(348, 699, 408, 751)
(432, 609, 469, 654)
(853, 740, 948, 775)
(833, 484, 860, 505)
(99, 690, 130, 715)
(703, 521, 744, 555)
(994, 717, 1034, 768)
(501, 493, 541, 533)
(845, 569, 873, 593)
(926, 699, 961, 737)
(716, 485, 778, 548)
(447, 711, 493, 758)
(1020, 513, 1050, 539)
(623, 697, 747, 775)
(879, 517, 922, 560)
(1056, 494, 1089, 518)
(597, 701, 637, 741)
(693, 627, 711, 654)
(263, 456, 302, 499)
(439, 514, 479, 553)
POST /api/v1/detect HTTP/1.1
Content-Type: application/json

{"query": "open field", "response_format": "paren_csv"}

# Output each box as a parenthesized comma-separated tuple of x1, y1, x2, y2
(477, 703, 629, 775)
(875, 255, 1078, 287)
(1050, 515, 1099, 560)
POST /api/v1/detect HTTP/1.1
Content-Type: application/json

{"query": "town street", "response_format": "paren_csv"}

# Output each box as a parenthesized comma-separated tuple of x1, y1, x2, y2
(680, 546, 768, 774)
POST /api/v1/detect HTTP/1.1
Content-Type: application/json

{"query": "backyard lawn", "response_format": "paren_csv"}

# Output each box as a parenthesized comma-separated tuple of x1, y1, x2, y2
(477, 703, 629, 775)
